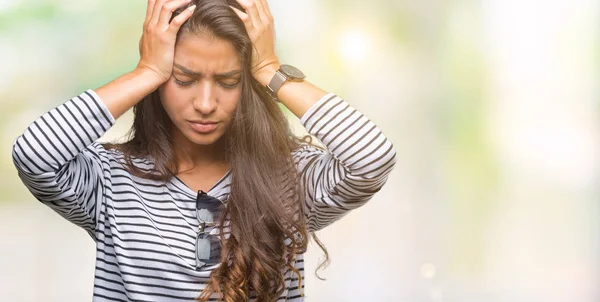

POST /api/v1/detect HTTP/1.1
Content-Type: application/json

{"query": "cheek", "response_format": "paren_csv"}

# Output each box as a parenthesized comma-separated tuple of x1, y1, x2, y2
(159, 82, 188, 113)
(221, 89, 241, 118)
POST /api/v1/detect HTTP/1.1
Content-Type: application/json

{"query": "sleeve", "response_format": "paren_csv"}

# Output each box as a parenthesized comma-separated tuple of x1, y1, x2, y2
(11, 90, 116, 238)
(293, 93, 397, 232)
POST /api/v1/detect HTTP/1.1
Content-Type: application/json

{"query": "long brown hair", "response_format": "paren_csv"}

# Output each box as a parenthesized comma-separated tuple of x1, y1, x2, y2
(103, 0, 329, 300)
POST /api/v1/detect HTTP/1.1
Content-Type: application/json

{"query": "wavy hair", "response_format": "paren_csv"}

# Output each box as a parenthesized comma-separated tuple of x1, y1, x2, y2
(103, 0, 329, 300)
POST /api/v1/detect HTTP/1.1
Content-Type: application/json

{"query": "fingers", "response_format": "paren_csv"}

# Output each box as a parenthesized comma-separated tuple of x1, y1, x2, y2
(261, 0, 273, 20)
(145, 0, 156, 25)
(234, 0, 273, 29)
(254, 0, 271, 23)
(168, 4, 196, 34)
(150, 0, 168, 27)
(157, 0, 192, 29)
(230, 5, 249, 23)
(236, 0, 261, 28)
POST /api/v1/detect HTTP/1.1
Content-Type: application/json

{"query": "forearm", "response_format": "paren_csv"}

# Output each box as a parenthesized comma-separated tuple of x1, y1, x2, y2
(94, 67, 165, 120)
(293, 93, 397, 231)
(255, 65, 328, 119)
(12, 90, 116, 174)
(12, 89, 113, 234)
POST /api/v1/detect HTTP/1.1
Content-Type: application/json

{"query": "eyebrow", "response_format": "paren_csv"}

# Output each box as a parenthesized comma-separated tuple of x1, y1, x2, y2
(173, 63, 241, 78)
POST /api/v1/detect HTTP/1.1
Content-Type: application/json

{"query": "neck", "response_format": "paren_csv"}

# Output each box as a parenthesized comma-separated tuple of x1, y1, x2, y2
(172, 134, 229, 172)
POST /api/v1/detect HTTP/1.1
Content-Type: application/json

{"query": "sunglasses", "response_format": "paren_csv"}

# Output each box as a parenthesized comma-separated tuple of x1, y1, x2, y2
(195, 190, 223, 270)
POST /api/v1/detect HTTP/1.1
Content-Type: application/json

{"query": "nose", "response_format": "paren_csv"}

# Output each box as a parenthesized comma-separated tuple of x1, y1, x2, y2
(193, 81, 217, 115)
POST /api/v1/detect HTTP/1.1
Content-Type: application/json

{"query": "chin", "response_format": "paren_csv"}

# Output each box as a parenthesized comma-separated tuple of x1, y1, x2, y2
(185, 130, 226, 146)
(188, 135, 222, 146)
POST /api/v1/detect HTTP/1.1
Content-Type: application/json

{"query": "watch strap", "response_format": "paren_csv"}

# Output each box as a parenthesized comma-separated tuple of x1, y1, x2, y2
(267, 70, 287, 100)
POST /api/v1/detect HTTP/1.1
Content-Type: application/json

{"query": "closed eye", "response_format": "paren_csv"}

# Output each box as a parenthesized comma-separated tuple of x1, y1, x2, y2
(174, 77, 240, 89)
(174, 78, 195, 87)
(219, 81, 240, 89)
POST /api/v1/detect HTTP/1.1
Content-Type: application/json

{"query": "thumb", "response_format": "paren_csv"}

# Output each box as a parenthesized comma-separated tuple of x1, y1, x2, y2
(230, 6, 250, 23)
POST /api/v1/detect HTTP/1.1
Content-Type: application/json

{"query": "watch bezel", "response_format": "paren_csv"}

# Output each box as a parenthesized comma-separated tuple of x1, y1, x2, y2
(279, 64, 305, 81)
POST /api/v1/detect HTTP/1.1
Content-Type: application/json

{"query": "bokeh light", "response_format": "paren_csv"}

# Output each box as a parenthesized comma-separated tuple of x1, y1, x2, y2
(339, 29, 371, 63)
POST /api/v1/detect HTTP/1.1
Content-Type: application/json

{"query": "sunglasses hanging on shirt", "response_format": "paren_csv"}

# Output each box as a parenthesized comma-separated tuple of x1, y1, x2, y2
(195, 190, 223, 270)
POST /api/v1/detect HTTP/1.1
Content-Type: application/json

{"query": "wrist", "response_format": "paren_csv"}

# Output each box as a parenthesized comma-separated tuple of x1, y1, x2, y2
(133, 65, 169, 87)
(95, 68, 167, 120)
(254, 63, 281, 87)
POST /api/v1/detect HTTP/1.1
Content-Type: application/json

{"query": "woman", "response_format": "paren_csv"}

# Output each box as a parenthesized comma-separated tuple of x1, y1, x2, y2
(12, 0, 397, 300)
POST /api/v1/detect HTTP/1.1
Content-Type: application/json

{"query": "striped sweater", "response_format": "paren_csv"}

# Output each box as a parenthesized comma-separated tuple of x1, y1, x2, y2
(12, 90, 397, 301)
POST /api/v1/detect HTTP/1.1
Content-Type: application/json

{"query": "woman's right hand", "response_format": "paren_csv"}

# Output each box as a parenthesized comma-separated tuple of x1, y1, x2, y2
(95, 0, 195, 120)
(136, 0, 196, 83)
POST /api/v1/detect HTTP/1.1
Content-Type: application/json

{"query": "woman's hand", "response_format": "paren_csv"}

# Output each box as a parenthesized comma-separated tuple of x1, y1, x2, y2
(136, 0, 196, 83)
(230, 0, 281, 84)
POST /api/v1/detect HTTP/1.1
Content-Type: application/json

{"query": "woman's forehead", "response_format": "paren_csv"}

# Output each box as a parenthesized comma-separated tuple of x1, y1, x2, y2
(174, 33, 240, 75)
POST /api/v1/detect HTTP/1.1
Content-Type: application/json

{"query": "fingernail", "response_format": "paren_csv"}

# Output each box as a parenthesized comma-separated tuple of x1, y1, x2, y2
(188, 5, 196, 10)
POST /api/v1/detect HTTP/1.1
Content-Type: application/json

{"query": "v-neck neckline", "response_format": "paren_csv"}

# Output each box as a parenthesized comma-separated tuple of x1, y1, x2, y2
(171, 169, 232, 199)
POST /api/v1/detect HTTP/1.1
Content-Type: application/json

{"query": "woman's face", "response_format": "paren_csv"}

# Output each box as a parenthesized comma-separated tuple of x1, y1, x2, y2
(159, 32, 242, 149)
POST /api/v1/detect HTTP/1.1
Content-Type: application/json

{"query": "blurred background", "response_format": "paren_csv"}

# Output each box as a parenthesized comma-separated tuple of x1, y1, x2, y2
(1, 0, 598, 301)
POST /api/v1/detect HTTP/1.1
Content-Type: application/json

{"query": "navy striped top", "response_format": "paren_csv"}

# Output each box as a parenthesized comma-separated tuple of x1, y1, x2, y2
(12, 90, 396, 301)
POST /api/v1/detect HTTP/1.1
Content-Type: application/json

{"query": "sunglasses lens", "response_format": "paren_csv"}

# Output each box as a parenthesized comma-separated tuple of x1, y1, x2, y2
(196, 193, 222, 211)
(195, 191, 223, 269)
(196, 233, 221, 268)
(197, 208, 214, 223)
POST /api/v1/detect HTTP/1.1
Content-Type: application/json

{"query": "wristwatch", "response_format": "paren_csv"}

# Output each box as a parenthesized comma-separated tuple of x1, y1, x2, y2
(266, 64, 306, 101)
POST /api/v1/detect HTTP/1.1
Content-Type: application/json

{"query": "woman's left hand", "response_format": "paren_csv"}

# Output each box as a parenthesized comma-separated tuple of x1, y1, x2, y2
(231, 0, 280, 84)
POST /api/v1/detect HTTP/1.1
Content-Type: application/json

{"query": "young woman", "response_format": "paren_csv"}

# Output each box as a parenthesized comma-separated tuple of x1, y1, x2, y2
(12, 0, 397, 300)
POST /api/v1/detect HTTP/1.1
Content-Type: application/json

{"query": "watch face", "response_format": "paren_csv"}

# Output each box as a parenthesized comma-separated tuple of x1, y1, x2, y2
(280, 64, 306, 80)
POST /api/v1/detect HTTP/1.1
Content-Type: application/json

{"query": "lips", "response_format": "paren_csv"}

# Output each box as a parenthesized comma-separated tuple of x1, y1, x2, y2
(188, 121, 219, 134)
(189, 120, 218, 124)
